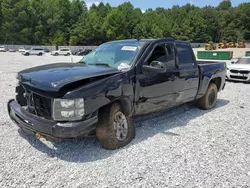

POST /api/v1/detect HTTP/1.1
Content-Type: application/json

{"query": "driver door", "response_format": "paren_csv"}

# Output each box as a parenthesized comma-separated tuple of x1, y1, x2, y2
(135, 42, 182, 114)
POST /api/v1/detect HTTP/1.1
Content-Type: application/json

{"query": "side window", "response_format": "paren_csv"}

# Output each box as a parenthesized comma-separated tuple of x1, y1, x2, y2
(176, 43, 194, 65)
(148, 45, 166, 64)
(158, 43, 175, 68)
(148, 43, 175, 68)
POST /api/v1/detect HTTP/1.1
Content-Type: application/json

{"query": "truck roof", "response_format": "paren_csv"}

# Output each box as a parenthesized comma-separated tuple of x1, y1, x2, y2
(105, 38, 190, 45)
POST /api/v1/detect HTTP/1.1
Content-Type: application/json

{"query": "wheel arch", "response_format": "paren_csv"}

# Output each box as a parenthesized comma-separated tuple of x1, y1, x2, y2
(210, 77, 222, 91)
(98, 97, 133, 118)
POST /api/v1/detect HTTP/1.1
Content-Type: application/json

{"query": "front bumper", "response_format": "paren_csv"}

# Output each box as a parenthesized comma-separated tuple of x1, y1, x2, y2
(7, 100, 98, 139)
(226, 71, 250, 82)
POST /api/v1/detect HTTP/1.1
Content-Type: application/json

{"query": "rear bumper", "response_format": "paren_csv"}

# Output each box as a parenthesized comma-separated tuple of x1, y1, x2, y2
(7, 100, 98, 139)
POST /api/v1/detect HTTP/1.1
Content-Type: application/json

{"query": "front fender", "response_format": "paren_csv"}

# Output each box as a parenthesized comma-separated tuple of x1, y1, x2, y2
(63, 71, 135, 116)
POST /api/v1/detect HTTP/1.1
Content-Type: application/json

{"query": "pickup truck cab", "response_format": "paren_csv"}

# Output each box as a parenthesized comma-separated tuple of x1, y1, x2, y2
(8, 38, 226, 149)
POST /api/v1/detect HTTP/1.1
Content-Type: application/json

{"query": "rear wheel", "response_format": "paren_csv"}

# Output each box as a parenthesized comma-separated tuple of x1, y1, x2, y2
(55, 53, 59, 56)
(96, 103, 135, 150)
(197, 83, 218, 110)
(66, 53, 70, 56)
(25, 52, 30, 56)
(38, 53, 43, 56)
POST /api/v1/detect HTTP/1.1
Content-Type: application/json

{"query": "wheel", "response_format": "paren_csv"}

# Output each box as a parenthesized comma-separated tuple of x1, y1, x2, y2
(96, 103, 135, 150)
(55, 53, 59, 56)
(25, 52, 30, 56)
(66, 53, 70, 56)
(38, 53, 43, 56)
(197, 83, 218, 110)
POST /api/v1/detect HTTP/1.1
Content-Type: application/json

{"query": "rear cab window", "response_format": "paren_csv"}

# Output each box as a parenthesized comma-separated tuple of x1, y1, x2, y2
(176, 43, 195, 66)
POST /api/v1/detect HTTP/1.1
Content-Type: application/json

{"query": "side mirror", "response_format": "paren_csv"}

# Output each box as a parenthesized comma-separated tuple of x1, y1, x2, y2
(231, 61, 235, 64)
(142, 61, 166, 74)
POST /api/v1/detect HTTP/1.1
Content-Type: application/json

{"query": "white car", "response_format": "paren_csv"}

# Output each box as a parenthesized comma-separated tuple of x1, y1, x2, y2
(51, 48, 72, 56)
(226, 56, 250, 82)
(22, 48, 45, 56)
(18, 47, 26, 52)
(0, 46, 6, 52)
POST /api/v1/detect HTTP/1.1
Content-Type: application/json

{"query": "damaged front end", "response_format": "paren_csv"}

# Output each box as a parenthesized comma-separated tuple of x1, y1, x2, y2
(8, 80, 99, 139)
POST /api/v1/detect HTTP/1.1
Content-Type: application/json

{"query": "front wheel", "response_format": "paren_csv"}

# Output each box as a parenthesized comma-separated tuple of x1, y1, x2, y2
(96, 103, 135, 150)
(197, 83, 218, 110)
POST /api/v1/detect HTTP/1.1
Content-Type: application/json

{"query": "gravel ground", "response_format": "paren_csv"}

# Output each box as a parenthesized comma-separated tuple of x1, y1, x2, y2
(0, 52, 250, 188)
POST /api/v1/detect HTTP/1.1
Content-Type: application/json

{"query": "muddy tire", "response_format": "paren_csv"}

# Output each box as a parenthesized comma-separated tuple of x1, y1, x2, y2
(96, 103, 135, 150)
(197, 83, 218, 110)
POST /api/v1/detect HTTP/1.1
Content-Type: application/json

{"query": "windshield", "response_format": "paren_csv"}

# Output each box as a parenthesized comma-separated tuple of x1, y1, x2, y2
(79, 41, 141, 70)
(236, 58, 250, 64)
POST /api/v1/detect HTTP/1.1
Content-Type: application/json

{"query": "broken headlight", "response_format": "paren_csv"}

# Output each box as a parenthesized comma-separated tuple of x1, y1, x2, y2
(52, 99, 85, 121)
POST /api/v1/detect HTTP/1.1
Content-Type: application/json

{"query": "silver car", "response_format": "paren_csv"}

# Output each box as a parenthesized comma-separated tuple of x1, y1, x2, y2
(226, 56, 250, 82)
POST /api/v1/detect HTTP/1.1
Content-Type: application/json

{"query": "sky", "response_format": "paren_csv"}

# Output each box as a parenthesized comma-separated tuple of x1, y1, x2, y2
(85, 0, 248, 10)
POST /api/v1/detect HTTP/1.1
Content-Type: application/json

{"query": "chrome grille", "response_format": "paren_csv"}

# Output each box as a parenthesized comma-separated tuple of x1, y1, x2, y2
(16, 85, 52, 120)
(230, 69, 250, 74)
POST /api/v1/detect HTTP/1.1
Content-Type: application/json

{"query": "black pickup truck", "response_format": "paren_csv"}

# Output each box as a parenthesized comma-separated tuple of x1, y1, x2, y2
(8, 38, 226, 149)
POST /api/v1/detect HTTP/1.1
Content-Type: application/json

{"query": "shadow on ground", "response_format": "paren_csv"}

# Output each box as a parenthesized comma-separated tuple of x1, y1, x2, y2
(19, 99, 230, 163)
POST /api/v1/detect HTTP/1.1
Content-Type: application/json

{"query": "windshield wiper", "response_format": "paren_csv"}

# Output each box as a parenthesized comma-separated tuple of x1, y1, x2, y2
(90, 63, 110, 68)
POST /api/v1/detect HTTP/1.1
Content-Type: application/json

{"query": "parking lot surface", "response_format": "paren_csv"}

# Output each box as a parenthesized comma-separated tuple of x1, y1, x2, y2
(0, 52, 249, 187)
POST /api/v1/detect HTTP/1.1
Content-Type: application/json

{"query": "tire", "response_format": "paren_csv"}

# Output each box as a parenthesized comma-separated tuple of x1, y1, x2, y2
(66, 53, 70, 56)
(38, 53, 43, 56)
(197, 83, 218, 110)
(96, 103, 135, 150)
(25, 53, 30, 56)
(55, 53, 59, 56)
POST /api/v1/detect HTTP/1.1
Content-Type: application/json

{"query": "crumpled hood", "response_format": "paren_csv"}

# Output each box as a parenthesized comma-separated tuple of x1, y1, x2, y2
(227, 64, 250, 70)
(18, 63, 119, 92)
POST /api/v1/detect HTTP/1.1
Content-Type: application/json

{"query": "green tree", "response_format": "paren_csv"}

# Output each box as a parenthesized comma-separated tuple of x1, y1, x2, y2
(235, 3, 250, 41)
(105, 2, 142, 40)
(1, 0, 32, 44)
(1, 0, 250, 45)
(70, 0, 87, 25)
(30, 0, 72, 45)
(202, 6, 219, 42)
(69, 2, 110, 45)
(0, 0, 3, 43)
(133, 11, 164, 38)
(217, 0, 232, 10)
